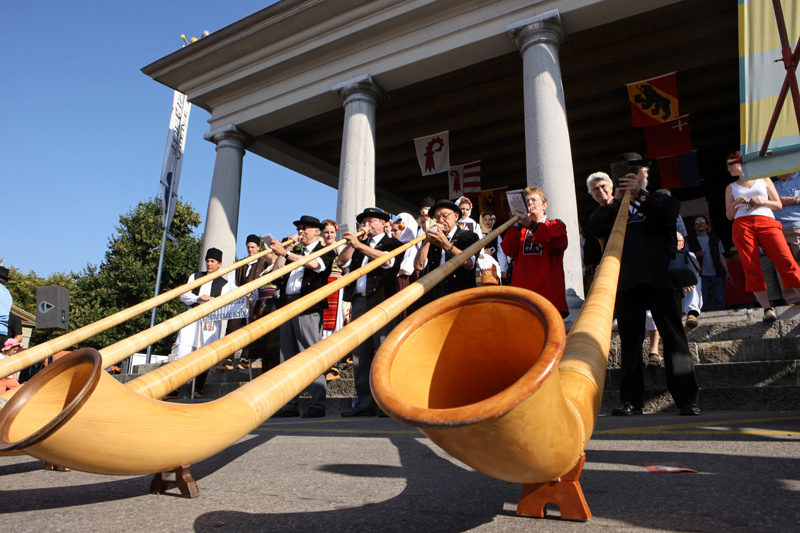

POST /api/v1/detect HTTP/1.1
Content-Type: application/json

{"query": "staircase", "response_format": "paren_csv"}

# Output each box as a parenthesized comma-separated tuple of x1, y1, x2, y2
(117, 305, 800, 413)
(603, 305, 800, 412)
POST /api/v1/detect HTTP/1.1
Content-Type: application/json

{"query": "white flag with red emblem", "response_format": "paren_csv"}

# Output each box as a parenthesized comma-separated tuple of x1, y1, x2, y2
(449, 161, 481, 199)
(414, 131, 450, 176)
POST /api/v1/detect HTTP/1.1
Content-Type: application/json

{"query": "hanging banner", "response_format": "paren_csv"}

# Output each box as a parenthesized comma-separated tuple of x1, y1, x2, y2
(160, 90, 191, 232)
(414, 131, 450, 176)
(448, 161, 480, 199)
(197, 297, 249, 323)
(657, 151, 700, 189)
(478, 186, 510, 220)
(626, 72, 679, 127)
(739, 0, 800, 180)
(644, 115, 693, 158)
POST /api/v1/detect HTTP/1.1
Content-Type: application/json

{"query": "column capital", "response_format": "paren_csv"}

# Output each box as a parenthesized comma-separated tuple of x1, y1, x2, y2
(332, 74, 384, 108)
(507, 10, 566, 55)
(203, 124, 253, 150)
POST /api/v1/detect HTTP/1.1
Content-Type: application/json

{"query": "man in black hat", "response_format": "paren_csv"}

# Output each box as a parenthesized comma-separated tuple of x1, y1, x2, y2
(414, 199, 480, 300)
(172, 247, 233, 398)
(269, 215, 335, 418)
(588, 153, 700, 416)
(337, 208, 403, 417)
(225, 234, 271, 369)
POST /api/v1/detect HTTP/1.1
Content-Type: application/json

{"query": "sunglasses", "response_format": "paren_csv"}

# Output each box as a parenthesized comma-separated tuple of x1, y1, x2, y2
(695, 220, 707, 225)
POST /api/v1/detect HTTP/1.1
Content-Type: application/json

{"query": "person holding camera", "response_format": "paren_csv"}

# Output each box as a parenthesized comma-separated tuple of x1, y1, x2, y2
(588, 153, 700, 416)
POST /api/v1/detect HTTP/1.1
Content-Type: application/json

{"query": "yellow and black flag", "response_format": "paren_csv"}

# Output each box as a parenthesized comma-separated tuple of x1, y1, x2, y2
(627, 72, 679, 127)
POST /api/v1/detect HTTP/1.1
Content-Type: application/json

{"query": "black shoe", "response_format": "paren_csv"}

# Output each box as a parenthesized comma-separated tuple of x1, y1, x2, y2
(680, 403, 701, 416)
(272, 409, 300, 418)
(302, 407, 326, 418)
(611, 402, 643, 416)
(341, 408, 375, 417)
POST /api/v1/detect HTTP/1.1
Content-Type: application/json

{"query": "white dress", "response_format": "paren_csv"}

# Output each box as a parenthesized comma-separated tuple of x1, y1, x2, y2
(173, 273, 235, 359)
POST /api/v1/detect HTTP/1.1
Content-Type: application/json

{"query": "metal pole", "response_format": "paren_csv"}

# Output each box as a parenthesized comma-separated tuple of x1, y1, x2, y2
(144, 226, 170, 366)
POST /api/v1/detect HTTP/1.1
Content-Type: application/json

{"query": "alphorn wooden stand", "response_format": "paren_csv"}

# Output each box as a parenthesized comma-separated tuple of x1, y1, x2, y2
(516, 453, 591, 521)
(149, 464, 199, 498)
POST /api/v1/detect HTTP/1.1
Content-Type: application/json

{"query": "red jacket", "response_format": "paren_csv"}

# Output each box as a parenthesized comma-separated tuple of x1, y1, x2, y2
(501, 218, 568, 316)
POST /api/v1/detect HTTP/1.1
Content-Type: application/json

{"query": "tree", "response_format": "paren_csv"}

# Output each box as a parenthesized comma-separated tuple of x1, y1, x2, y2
(67, 197, 203, 355)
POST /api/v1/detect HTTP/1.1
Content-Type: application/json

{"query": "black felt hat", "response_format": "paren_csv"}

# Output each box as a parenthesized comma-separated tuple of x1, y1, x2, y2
(356, 207, 391, 223)
(292, 215, 324, 230)
(428, 199, 461, 218)
(617, 152, 651, 168)
(205, 247, 223, 262)
(420, 197, 436, 209)
(0, 266, 8, 281)
(245, 234, 261, 245)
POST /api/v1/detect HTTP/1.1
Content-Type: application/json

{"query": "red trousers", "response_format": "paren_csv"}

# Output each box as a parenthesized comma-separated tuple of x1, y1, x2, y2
(732, 216, 800, 292)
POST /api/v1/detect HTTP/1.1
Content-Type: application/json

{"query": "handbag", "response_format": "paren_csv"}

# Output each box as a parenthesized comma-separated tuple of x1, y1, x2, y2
(667, 249, 700, 288)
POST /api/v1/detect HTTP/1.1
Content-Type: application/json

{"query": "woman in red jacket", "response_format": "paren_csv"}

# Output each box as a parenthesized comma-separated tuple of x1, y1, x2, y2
(501, 186, 569, 317)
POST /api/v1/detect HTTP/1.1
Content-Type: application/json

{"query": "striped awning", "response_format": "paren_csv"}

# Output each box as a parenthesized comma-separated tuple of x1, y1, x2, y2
(739, 0, 800, 179)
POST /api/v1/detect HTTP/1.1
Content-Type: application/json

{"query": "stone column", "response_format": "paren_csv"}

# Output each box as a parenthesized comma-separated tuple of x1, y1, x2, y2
(200, 125, 253, 269)
(332, 75, 383, 229)
(509, 10, 585, 316)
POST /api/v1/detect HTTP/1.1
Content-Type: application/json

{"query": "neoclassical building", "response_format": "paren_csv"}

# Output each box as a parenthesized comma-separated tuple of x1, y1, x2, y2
(142, 0, 738, 312)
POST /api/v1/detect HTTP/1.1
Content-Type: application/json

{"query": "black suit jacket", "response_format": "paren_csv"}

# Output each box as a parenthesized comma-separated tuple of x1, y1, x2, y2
(274, 245, 336, 314)
(342, 235, 403, 305)
(423, 227, 480, 298)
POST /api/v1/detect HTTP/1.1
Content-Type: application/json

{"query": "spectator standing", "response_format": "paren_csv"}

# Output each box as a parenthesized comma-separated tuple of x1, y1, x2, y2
(763, 171, 800, 304)
(501, 187, 569, 317)
(588, 153, 700, 416)
(686, 216, 733, 311)
(725, 151, 800, 321)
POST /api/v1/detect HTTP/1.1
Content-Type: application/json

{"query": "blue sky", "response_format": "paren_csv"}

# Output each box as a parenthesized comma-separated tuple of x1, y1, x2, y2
(2, 1, 338, 277)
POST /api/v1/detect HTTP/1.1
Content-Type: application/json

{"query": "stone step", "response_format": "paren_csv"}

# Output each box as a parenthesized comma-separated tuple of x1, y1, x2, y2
(604, 361, 799, 390)
(601, 385, 800, 413)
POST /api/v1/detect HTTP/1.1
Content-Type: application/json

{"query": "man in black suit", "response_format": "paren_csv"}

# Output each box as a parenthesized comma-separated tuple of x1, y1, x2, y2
(338, 208, 403, 417)
(269, 215, 336, 418)
(414, 199, 480, 301)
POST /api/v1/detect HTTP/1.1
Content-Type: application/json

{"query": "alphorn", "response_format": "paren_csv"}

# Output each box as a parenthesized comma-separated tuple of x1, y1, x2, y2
(0, 233, 362, 381)
(0, 238, 297, 380)
(0, 221, 511, 474)
(371, 192, 631, 485)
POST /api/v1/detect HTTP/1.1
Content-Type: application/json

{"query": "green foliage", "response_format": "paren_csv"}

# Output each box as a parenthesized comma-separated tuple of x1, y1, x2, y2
(8, 198, 203, 354)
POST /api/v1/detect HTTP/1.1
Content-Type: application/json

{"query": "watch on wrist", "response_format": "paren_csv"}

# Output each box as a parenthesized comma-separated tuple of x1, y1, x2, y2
(794, 196, 799, 205)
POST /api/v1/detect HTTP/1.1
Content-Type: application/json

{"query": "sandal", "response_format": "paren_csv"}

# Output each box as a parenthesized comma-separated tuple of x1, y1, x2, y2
(215, 358, 234, 371)
(326, 367, 341, 381)
(647, 353, 662, 367)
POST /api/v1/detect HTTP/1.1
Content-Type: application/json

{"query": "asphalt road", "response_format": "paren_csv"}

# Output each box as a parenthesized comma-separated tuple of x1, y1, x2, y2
(2, 411, 799, 532)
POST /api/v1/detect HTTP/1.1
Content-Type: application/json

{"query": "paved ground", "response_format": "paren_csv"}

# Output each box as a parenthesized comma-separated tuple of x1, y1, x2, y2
(2, 411, 799, 532)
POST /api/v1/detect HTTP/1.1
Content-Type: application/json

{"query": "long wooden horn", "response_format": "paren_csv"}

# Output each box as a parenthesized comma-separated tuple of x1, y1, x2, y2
(0, 221, 513, 474)
(0, 234, 359, 381)
(0, 240, 291, 379)
(370, 192, 631, 484)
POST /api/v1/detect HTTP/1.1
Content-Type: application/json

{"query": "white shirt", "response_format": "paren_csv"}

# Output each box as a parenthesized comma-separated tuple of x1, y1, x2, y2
(285, 241, 325, 295)
(342, 233, 395, 293)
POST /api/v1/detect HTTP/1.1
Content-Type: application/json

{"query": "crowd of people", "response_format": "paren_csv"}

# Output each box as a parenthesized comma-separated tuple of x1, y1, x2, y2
(5, 150, 797, 420)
